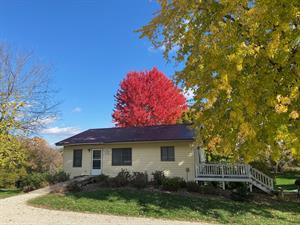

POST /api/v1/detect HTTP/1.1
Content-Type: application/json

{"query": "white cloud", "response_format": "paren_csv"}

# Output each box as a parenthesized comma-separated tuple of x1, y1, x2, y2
(72, 107, 82, 113)
(38, 116, 57, 125)
(41, 126, 81, 136)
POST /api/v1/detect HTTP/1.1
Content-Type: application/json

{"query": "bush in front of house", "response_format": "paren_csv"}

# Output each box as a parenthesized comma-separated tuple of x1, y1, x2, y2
(131, 172, 148, 189)
(108, 169, 132, 187)
(199, 184, 223, 195)
(162, 177, 185, 191)
(18, 172, 49, 192)
(94, 174, 109, 183)
(186, 181, 201, 193)
(179, 179, 187, 188)
(152, 170, 165, 187)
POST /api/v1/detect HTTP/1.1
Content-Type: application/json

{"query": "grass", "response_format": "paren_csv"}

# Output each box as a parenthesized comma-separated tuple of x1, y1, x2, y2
(275, 171, 300, 192)
(0, 189, 21, 199)
(29, 188, 300, 225)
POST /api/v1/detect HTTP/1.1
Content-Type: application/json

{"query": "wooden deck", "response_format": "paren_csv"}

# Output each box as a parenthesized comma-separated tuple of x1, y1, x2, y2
(195, 163, 274, 194)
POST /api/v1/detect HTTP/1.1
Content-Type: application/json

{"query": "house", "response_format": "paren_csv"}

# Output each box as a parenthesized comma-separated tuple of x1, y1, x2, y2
(56, 124, 274, 194)
(56, 124, 203, 181)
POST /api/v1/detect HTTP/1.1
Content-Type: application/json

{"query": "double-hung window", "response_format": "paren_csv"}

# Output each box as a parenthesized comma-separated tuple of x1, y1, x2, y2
(73, 149, 82, 167)
(112, 148, 132, 166)
(161, 146, 175, 161)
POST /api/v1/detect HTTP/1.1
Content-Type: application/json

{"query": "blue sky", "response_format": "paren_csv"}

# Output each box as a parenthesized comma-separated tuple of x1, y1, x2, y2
(0, 0, 183, 144)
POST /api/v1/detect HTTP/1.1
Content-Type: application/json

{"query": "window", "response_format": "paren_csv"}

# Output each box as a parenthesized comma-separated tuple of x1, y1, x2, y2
(73, 149, 82, 167)
(112, 148, 132, 166)
(161, 146, 175, 161)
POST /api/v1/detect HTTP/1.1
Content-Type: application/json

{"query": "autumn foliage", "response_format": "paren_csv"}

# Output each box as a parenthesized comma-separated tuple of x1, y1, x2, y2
(112, 68, 187, 127)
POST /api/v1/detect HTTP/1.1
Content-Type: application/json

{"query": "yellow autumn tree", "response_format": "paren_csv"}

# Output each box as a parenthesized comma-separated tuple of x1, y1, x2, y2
(139, 0, 300, 163)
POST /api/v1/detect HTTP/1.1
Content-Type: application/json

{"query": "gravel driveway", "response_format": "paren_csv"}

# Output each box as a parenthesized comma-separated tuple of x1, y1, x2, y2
(0, 186, 214, 225)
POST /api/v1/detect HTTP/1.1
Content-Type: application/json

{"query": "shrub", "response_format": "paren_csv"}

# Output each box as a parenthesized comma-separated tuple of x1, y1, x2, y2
(18, 172, 48, 192)
(198, 184, 220, 195)
(94, 174, 109, 183)
(106, 177, 118, 188)
(186, 181, 201, 192)
(162, 177, 184, 192)
(111, 169, 132, 187)
(46, 171, 70, 184)
(152, 170, 165, 187)
(179, 179, 187, 188)
(131, 172, 148, 189)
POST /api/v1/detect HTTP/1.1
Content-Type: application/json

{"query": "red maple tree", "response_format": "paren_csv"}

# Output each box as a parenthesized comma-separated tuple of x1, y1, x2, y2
(112, 67, 187, 127)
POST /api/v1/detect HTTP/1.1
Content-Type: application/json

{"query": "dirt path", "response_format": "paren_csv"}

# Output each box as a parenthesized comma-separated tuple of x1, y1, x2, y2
(0, 186, 214, 225)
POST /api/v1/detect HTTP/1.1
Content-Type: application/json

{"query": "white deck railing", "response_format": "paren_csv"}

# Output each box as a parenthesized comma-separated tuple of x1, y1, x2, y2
(196, 163, 251, 178)
(250, 167, 274, 190)
(195, 163, 274, 192)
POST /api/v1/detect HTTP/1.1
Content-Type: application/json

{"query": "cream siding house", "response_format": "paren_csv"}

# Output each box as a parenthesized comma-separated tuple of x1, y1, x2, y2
(56, 124, 275, 194)
(56, 124, 201, 181)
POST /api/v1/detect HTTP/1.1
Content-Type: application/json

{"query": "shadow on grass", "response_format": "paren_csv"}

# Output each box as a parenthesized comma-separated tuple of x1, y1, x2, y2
(276, 184, 297, 191)
(66, 188, 300, 224)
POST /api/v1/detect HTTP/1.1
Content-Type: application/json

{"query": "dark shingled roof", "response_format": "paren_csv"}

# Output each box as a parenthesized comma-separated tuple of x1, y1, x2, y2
(55, 124, 194, 146)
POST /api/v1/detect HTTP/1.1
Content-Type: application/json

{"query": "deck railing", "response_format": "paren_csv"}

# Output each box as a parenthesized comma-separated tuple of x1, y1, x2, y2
(196, 163, 251, 178)
(250, 167, 274, 190)
(196, 163, 274, 192)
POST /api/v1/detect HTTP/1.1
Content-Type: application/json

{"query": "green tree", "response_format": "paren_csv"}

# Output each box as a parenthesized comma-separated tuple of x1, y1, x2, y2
(139, 0, 300, 162)
(177, 108, 199, 124)
(0, 133, 26, 188)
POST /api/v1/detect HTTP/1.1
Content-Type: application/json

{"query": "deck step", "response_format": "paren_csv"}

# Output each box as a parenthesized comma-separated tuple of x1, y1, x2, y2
(251, 179, 272, 194)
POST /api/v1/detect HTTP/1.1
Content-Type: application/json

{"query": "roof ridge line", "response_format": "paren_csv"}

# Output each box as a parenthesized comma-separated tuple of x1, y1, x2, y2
(89, 124, 191, 131)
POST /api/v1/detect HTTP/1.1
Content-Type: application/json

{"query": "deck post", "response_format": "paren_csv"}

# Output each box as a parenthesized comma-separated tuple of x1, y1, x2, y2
(221, 164, 225, 190)
(222, 181, 225, 190)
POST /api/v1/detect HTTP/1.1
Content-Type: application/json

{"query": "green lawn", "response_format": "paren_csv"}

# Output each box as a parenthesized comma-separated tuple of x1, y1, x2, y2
(29, 188, 300, 225)
(275, 171, 300, 192)
(0, 189, 21, 199)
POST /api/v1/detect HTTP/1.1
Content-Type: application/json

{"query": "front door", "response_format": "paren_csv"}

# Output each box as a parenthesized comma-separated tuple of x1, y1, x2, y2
(91, 149, 101, 175)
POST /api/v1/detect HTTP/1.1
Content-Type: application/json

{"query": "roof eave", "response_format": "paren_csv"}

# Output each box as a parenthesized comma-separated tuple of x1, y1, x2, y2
(56, 138, 195, 147)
